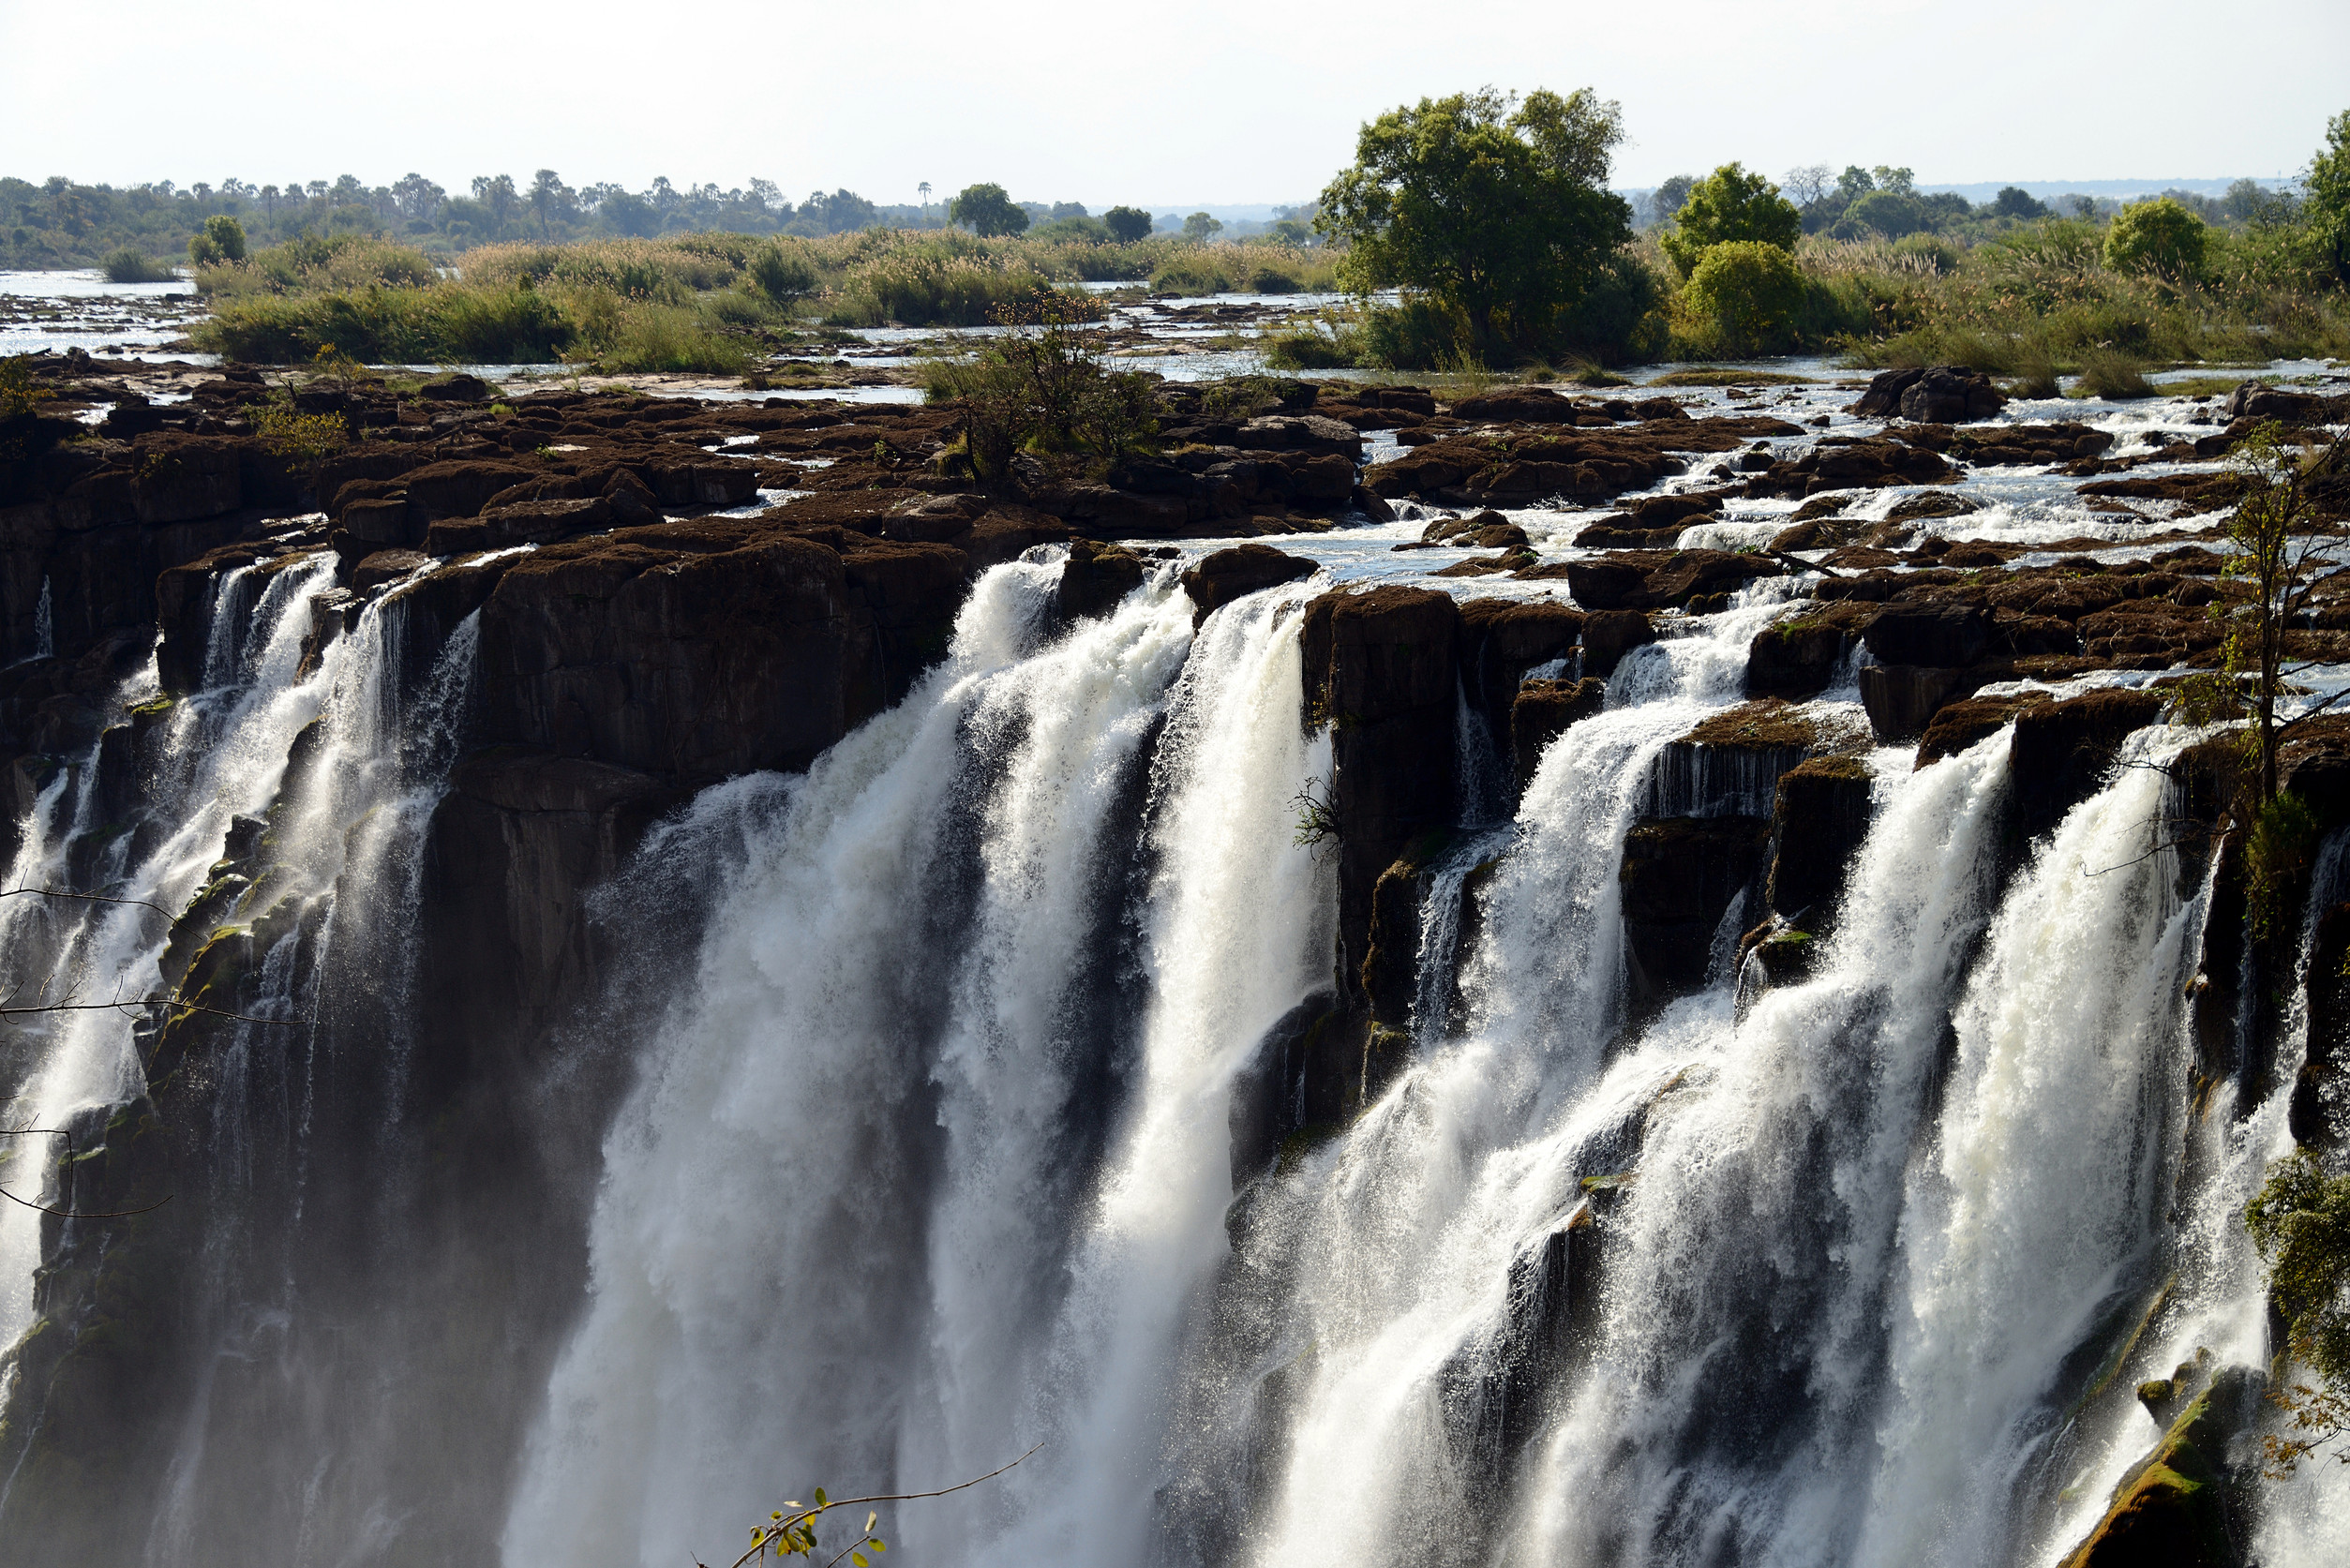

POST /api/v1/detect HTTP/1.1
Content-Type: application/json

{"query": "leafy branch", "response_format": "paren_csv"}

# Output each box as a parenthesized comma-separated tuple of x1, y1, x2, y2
(720, 1443, 1041, 1568)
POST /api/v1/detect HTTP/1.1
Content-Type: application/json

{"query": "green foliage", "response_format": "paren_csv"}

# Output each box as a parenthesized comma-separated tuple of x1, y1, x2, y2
(0, 355, 38, 420)
(1993, 187, 2050, 220)
(1678, 240, 1804, 356)
(745, 242, 817, 303)
(2072, 348, 2154, 399)
(101, 248, 175, 283)
(1318, 85, 1633, 358)
(2247, 1147, 2350, 1471)
(2301, 109, 2350, 287)
(921, 294, 1157, 488)
(186, 214, 247, 267)
(1837, 188, 1927, 239)
(1660, 163, 1801, 277)
(2104, 197, 2211, 279)
(948, 183, 1028, 238)
(1182, 212, 1223, 242)
(1102, 206, 1152, 245)
(248, 395, 349, 464)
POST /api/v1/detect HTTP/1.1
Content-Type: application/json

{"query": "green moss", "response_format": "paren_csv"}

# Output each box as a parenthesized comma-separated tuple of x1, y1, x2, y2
(126, 695, 175, 719)
(1275, 1123, 1341, 1175)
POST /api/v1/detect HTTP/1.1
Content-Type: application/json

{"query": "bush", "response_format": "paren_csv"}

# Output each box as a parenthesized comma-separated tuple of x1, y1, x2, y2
(1262, 322, 1361, 369)
(1552, 246, 1669, 364)
(746, 241, 818, 303)
(102, 248, 175, 284)
(1359, 295, 1476, 369)
(1679, 241, 1805, 356)
(187, 214, 247, 268)
(2073, 348, 2154, 399)
(2104, 197, 2210, 280)
(1660, 163, 1801, 277)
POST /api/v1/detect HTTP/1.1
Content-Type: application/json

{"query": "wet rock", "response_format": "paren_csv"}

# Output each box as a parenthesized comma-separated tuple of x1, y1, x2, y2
(1298, 586, 1462, 1008)
(1765, 754, 1874, 920)
(353, 550, 429, 593)
(1852, 365, 2005, 424)
(400, 459, 539, 528)
(1859, 665, 1990, 742)
(1233, 414, 1364, 461)
(1863, 601, 1990, 667)
(1566, 549, 1782, 613)
(1915, 693, 2051, 767)
(1620, 814, 1772, 1001)
(2058, 1365, 2263, 1568)
(1580, 608, 1656, 676)
(1057, 538, 1148, 621)
(1511, 677, 1605, 791)
(2223, 380, 2350, 426)
(2010, 688, 2169, 840)
(1745, 602, 1876, 698)
(417, 373, 491, 403)
(1180, 543, 1316, 626)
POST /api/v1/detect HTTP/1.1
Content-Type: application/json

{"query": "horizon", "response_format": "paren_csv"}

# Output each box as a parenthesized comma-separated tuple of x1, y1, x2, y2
(3, 0, 2341, 208)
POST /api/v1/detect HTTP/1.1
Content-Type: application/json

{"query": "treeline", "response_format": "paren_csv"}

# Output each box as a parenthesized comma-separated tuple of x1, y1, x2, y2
(1634, 164, 2303, 241)
(0, 171, 1316, 271)
(1265, 96, 2350, 376)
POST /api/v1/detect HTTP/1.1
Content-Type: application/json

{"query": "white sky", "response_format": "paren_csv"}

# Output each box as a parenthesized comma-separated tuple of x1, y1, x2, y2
(2, 0, 2343, 207)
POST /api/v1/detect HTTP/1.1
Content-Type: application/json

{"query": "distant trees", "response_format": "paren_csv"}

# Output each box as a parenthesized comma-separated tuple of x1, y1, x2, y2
(527, 171, 577, 238)
(1659, 162, 1799, 276)
(1992, 186, 2048, 220)
(1317, 85, 1633, 359)
(391, 172, 444, 223)
(1181, 211, 1222, 242)
(1102, 205, 1152, 243)
(950, 183, 1028, 237)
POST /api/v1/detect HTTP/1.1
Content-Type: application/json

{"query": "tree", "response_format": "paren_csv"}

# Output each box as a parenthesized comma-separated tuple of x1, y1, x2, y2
(186, 215, 246, 267)
(600, 190, 659, 237)
(1992, 186, 2047, 220)
(1840, 188, 1927, 238)
(528, 170, 576, 238)
(1779, 165, 1831, 207)
(2103, 196, 2210, 278)
(391, 172, 444, 223)
(2247, 1148, 2350, 1472)
(2303, 109, 2350, 287)
(1317, 85, 1633, 359)
(1681, 239, 1804, 355)
(1651, 174, 1696, 226)
(918, 180, 932, 214)
(1181, 211, 1222, 242)
(1834, 166, 1876, 204)
(1659, 162, 1800, 277)
(949, 183, 1028, 237)
(1102, 205, 1152, 244)
(472, 173, 520, 233)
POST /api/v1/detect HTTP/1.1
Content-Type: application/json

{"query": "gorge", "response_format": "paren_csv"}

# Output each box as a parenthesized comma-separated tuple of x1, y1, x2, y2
(2, 345, 2348, 1568)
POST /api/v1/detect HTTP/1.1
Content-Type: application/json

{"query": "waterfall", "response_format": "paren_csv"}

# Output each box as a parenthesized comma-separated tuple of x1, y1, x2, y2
(33, 576, 52, 663)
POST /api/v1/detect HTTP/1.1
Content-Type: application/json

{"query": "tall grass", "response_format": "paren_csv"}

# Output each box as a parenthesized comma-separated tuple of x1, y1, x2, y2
(101, 249, 177, 284)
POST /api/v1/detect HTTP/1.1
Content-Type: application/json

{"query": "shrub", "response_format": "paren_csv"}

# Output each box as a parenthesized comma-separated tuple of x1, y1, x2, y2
(594, 303, 748, 374)
(2073, 348, 2154, 399)
(1836, 189, 1927, 239)
(1102, 205, 1153, 244)
(187, 215, 247, 268)
(1552, 246, 1669, 364)
(1263, 322, 1361, 369)
(1359, 295, 1476, 369)
(1680, 241, 1805, 356)
(249, 396, 348, 464)
(2104, 197, 2210, 279)
(1660, 163, 1801, 277)
(746, 241, 817, 303)
(102, 249, 175, 284)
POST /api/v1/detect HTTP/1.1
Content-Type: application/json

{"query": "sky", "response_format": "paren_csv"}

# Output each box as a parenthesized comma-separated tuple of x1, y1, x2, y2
(3, 0, 2344, 210)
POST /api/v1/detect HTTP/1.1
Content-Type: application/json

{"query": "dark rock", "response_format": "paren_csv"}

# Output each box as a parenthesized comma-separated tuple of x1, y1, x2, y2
(1766, 755, 1874, 919)
(353, 550, 429, 594)
(1863, 601, 1991, 667)
(1181, 544, 1316, 626)
(1745, 602, 1876, 698)
(1916, 693, 2051, 767)
(1620, 815, 1773, 1001)
(1854, 365, 2005, 424)
(1859, 664, 1990, 742)
(417, 373, 491, 403)
(2058, 1365, 2262, 1568)
(1580, 609, 1656, 677)
(2010, 688, 2168, 840)
(1511, 678, 1605, 791)
(1057, 538, 1148, 621)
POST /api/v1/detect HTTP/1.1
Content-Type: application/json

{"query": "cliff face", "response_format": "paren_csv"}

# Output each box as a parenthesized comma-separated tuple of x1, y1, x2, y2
(3, 355, 2346, 1562)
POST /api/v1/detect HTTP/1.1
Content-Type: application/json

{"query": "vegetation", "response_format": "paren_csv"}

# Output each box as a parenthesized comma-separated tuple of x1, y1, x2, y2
(2246, 1148, 2350, 1472)
(100, 248, 175, 284)
(1677, 241, 1804, 358)
(1316, 85, 1634, 365)
(920, 294, 1158, 489)
(2103, 197, 2211, 279)
(1659, 163, 1802, 277)
(1102, 205, 1152, 244)
(948, 184, 1029, 239)
(186, 215, 247, 267)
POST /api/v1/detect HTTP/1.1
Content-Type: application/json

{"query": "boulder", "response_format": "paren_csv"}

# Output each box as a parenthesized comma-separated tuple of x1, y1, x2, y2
(1180, 543, 1315, 627)
(1233, 414, 1364, 461)
(1853, 365, 2005, 424)
(2010, 688, 2168, 839)
(417, 373, 491, 403)
(2058, 1366, 2263, 1568)
(1511, 677, 1606, 791)
(1859, 665, 1988, 742)
(1580, 609, 1656, 677)
(1863, 601, 1991, 667)
(1056, 538, 1148, 621)
(1765, 754, 1874, 920)
(1745, 603, 1875, 698)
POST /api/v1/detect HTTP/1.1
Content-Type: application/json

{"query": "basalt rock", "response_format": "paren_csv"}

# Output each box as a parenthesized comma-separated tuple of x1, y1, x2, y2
(1620, 814, 1773, 1002)
(1180, 543, 1316, 626)
(1298, 586, 1462, 1008)
(2010, 688, 2169, 840)
(1765, 754, 1874, 921)
(1566, 549, 1784, 613)
(1852, 365, 2005, 424)
(1745, 602, 1876, 698)
(1511, 677, 1606, 792)
(2058, 1365, 2263, 1568)
(1057, 538, 1149, 622)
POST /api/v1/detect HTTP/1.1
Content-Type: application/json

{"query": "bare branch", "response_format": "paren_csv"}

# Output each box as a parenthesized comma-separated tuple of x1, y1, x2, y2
(726, 1444, 1042, 1568)
(0, 886, 174, 921)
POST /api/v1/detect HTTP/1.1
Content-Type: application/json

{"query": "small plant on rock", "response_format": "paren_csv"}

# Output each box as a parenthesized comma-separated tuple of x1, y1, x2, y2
(2247, 1147, 2350, 1473)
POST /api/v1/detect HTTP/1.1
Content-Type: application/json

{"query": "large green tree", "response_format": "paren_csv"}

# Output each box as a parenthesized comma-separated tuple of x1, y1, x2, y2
(949, 183, 1029, 238)
(1660, 162, 1800, 277)
(2305, 109, 2350, 287)
(1316, 86, 1633, 359)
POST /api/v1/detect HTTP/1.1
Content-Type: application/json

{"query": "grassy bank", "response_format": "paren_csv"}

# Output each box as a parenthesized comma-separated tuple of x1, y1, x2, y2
(187, 229, 1340, 367)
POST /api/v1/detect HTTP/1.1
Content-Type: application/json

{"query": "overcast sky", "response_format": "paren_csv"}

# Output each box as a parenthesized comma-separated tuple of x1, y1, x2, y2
(4, 0, 2343, 207)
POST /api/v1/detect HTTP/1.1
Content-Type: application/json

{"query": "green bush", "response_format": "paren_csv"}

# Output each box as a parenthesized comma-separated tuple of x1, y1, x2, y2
(1660, 163, 1801, 277)
(746, 241, 817, 303)
(101, 248, 175, 284)
(948, 183, 1028, 238)
(2072, 348, 2155, 399)
(1551, 246, 1669, 363)
(1102, 206, 1153, 244)
(1837, 189, 1927, 239)
(2104, 197, 2210, 279)
(1262, 322, 1362, 369)
(1679, 240, 1805, 356)
(187, 214, 247, 267)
